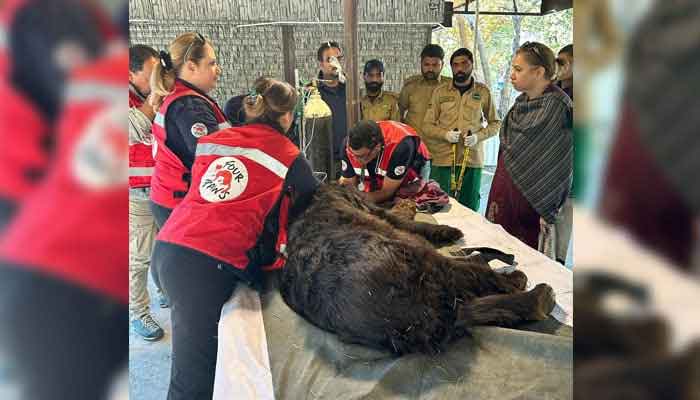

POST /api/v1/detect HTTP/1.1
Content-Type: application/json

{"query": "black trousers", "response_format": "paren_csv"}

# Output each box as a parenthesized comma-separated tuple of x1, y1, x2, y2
(149, 200, 173, 230)
(149, 200, 172, 293)
(0, 264, 127, 400)
(153, 241, 240, 400)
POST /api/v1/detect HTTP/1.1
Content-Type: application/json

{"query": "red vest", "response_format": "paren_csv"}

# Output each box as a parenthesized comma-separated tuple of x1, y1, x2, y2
(128, 85, 154, 188)
(157, 123, 299, 272)
(0, 0, 116, 202)
(0, 50, 128, 304)
(0, 0, 49, 202)
(346, 120, 431, 192)
(150, 80, 230, 209)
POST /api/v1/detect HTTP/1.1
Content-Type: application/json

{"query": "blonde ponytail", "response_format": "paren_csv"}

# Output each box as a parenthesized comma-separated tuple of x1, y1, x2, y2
(148, 32, 210, 109)
(149, 57, 176, 108)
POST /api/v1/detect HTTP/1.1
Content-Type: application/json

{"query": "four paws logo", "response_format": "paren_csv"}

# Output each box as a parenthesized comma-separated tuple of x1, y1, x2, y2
(72, 105, 128, 189)
(199, 156, 248, 202)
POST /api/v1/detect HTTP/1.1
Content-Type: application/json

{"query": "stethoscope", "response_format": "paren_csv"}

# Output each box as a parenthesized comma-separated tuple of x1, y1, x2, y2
(357, 145, 385, 192)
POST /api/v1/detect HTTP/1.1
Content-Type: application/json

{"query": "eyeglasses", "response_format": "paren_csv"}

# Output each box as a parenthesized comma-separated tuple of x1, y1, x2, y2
(521, 41, 545, 66)
(351, 143, 381, 164)
(184, 32, 206, 63)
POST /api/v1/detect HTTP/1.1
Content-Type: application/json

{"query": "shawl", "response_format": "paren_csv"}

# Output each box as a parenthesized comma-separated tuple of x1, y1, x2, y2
(501, 85, 573, 223)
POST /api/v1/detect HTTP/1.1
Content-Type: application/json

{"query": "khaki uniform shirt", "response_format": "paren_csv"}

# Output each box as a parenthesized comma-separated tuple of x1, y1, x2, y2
(360, 90, 400, 122)
(423, 80, 501, 167)
(398, 74, 451, 137)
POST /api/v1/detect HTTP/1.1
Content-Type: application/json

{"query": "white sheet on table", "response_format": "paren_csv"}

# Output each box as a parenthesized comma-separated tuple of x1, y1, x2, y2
(213, 286, 275, 400)
(432, 198, 574, 327)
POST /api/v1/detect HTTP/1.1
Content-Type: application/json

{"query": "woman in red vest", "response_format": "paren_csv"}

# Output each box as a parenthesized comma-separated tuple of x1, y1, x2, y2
(152, 78, 318, 399)
(148, 31, 230, 228)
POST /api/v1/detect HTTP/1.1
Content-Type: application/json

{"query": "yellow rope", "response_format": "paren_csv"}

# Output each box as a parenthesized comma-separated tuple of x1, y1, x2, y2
(450, 143, 457, 193)
(454, 144, 470, 199)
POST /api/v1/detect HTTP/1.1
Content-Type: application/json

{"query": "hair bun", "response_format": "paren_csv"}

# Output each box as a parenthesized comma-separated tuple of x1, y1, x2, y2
(159, 51, 174, 71)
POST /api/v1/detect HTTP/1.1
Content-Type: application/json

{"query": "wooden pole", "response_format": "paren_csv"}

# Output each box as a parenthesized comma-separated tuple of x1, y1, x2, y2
(282, 25, 296, 86)
(343, 0, 360, 131)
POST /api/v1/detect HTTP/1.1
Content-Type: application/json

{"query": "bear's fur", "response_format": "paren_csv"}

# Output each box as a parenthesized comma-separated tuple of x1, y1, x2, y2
(280, 183, 556, 354)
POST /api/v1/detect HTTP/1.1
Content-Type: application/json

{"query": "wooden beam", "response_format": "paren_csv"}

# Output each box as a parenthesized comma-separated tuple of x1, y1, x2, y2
(282, 25, 296, 86)
(343, 0, 360, 131)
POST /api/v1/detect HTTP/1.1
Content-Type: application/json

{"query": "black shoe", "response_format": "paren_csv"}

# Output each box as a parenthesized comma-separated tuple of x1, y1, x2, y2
(131, 314, 164, 341)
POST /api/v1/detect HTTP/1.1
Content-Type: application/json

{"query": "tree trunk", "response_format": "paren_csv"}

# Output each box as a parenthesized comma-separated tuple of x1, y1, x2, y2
(498, 14, 522, 118)
(456, 15, 470, 47)
(466, 15, 492, 89)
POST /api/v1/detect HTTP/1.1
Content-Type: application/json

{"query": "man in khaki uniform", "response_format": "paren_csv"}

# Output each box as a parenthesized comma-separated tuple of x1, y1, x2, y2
(399, 44, 451, 140)
(423, 48, 501, 211)
(360, 59, 400, 122)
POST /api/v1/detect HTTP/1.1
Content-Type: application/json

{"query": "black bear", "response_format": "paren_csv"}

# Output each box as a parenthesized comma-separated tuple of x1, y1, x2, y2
(280, 183, 556, 355)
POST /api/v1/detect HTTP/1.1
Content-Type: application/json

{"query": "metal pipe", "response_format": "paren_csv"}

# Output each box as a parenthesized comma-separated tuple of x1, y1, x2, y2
(129, 19, 447, 29)
(234, 21, 445, 28)
(473, 0, 480, 58)
(344, 0, 360, 132)
(452, 11, 541, 16)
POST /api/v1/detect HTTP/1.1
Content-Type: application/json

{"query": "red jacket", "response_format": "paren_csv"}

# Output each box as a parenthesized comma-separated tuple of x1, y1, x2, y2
(157, 123, 299, 272)
(0, 49, 128, 303)
(150, 80, 229, 209)
(128, 85, 154, 188)
(346, 120, 430, 192)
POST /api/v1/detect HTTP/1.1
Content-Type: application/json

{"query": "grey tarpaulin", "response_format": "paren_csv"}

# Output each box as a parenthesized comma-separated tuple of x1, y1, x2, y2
(261, 277, 572, 399)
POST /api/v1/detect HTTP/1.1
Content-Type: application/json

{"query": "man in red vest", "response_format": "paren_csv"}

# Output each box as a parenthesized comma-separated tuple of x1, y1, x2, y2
(340, 120, 431, 204)
(129, 44, 166, 341)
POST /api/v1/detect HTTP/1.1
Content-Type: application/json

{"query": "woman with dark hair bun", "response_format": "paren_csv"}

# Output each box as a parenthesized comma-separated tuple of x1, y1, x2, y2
(152, 78, 318, 400)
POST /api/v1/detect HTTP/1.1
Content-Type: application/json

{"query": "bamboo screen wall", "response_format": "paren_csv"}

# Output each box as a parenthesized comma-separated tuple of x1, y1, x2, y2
(129, 0, 443, 104)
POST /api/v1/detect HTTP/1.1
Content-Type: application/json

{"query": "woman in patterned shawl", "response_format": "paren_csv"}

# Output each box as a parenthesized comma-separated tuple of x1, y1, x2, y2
(486, 42, 573, 252)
